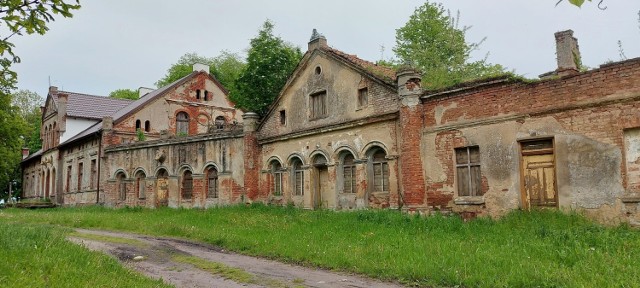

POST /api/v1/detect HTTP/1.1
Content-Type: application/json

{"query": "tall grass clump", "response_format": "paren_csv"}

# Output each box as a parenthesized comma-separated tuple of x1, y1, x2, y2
(0, 222, 169, 287)
(2, 206, 639, 287)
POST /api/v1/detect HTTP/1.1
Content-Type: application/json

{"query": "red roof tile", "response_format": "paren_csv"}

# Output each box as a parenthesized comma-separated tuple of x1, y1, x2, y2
(321, 46, 396, 84)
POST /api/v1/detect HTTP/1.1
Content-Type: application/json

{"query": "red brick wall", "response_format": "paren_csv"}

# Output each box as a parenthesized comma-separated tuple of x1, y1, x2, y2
(244, 131, 262, 200)
(398, 104, 427, 208)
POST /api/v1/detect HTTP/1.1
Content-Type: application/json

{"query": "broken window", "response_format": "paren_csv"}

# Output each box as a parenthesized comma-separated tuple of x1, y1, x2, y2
(342, 154, 356, 193)
(455, 146, 482, 197)
(77, 162, 83, 192)
(279, 110, 286, 126)
(271, 161, 283, 196)
(371, 149, 389, 192)
(310, 90, 327, 119)
(182, 170, 193, 200)
(136, 171, 146, 199)
(176, 112, 189, 135)
(196, 89, 201, 100)
(207, 167, 218, 198)
(116, 172, 126, 201)
(291, 158, 303, 196)
(215, 116, 226, 130)
(357, 87, 368, 108)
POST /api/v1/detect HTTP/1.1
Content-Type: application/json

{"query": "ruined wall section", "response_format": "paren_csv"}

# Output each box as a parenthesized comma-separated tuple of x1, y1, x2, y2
(111, 73, 243, 145)
(101, 130, 245, 209)
(60, 137, 101, 205)
(418, 59, 640, 223)
(257, 52, 397, 141)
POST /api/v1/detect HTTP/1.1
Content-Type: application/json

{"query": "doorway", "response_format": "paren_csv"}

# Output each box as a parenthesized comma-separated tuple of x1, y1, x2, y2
(312, 155, 332, 209)
(156, 169, 169, 207)
(520, 139, 557, 209)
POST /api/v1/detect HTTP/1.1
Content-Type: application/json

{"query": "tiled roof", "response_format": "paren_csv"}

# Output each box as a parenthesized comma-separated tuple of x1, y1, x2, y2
(21, 148, 42, 163)
(52, 91, 133, 120)
(321, 46, 396, 84)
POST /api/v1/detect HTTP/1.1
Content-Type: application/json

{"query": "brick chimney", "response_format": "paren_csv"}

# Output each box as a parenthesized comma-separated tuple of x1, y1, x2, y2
(308, 29, 327, 51)
(21, 148, 29, 159)
(555, 30, 581, 77)
(57, 92, 68, 135)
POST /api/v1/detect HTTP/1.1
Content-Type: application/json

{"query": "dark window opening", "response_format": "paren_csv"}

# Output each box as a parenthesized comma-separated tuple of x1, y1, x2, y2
(204, 90, 209, 101)
(279, 110, 286, 126)
(215, 116, 226, 130)
(135, 119, 141, 130)
(315, 66, 322, 75)
(144, 121, 150, 132)
(77, 162, 83, 191)
(207, 167, 218, 199)
(196, 89, 201, 100)
(182, 171, 193, 200)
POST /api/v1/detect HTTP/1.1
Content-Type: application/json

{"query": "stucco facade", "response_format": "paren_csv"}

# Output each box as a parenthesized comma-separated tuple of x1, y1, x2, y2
(20, 30, 640, 225)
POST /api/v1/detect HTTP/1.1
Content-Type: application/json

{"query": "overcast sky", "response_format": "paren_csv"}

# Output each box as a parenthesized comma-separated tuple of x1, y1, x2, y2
(10, 0, 640, 99)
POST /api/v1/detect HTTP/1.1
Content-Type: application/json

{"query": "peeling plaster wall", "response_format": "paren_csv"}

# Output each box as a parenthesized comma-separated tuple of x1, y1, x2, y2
(60, 138, 101, 206)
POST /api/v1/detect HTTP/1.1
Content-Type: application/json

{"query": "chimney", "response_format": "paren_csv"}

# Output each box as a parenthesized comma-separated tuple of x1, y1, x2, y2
(138, 87, 154, 98)
(49, 86, 58, 94)
(193, 63, 209, 74)
(308, 29, 327, 51)
(102, 116, 113, 131)
(396, 63, 423, 104)
(57, 92, 68, 134)
(21, 148, 29, 159)
(555, 30, 581, 77)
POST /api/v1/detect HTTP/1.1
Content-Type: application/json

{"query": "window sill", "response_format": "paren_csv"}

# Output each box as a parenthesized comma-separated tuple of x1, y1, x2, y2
(454, 196, 485, 205)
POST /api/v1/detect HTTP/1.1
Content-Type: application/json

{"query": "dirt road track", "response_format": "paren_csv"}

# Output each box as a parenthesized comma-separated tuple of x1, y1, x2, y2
(69, 229, 405, 288)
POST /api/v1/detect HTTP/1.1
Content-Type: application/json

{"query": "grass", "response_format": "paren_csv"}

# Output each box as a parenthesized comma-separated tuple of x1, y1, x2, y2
(1, 205, 639, 287)
(0, 222, 169, 287)
(172, 255, 255, 284)
(69, 231, 148, 247)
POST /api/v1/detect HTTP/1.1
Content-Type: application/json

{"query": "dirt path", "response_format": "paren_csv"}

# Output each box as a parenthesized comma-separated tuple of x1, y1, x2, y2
(68, 229, 405, 288)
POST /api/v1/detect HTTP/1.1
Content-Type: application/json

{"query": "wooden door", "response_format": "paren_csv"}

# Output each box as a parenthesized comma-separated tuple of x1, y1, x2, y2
(520, 139, 557, 209)
(156, 177, 168, 207)
(318, 167, 331, 208)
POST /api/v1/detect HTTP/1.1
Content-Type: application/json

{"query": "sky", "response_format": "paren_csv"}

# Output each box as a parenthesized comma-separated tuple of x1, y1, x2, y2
(9, 0, 640, 99)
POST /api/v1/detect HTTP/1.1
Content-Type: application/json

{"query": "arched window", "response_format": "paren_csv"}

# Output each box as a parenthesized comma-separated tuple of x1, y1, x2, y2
(176, 112, 189, 135)
(370, 148, 389, 193)
(342, 153, 356, 193)
(291, 158, 304, 196)
(196, 89, 201, 100)
(215, 116, 226, 130)
(135, 119, 141, 130)
(207, 167, 218, 198)
(135, 171, 146, 199)
(116, 172, 127, 201)
(203, 90, 209, 101)
(44, 126, 49, 150)
(270, 161, 283, 196)
(52, 122, 57, 146)
(182, 170, 193, 200)
(144, 120, 150, 132)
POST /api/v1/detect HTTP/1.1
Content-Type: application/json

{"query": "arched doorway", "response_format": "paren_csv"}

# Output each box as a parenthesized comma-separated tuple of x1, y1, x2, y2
(312, 154, 331, 209)
(156, 169, 169, 207)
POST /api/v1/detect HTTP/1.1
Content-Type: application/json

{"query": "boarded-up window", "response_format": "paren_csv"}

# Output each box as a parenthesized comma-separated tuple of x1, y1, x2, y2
(182, 171, 193, 200)
(343, 154, 356, 193)
(90, 159, 97, 189)
(292, 159, 303, 196)
(358, 87, 368, 108)
(271, 161, 283, 196)
(117, 172, 126, 201)
(372, 150, 389, 192)
(207, 167, 218, 198)
(455, 146, 482, 197)
(310, 91, 327, 119)
(136, 171, 146, 199)
(77, 162, 83, 191)
(176, 112, 189, 135)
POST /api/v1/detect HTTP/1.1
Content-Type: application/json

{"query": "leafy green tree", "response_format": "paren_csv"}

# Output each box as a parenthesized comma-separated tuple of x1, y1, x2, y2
(155, 52, 245, 98)
(234, 20, 302, 116)
(394, 2, 505, 89)
(0, 1, 80, 199)
(109, 88, 139, 100)
(11, 89, 44, 152)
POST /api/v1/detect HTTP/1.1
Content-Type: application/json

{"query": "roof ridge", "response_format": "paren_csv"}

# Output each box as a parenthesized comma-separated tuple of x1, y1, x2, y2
(58, 90, 134, 102)
(320, 46, 397, 83)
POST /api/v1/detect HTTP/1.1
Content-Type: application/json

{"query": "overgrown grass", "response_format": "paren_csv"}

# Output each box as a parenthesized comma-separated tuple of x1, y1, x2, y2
(69, 231, 148, 247)
(0, 222, 169, 287)
(1, 205, 639, 287)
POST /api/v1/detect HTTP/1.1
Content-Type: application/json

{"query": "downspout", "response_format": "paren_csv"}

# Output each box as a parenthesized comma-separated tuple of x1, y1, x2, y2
(96, 133, 102, 204)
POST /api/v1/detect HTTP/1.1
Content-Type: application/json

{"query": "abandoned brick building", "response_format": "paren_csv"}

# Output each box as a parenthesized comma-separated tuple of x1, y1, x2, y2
(20, 30, 640, 225)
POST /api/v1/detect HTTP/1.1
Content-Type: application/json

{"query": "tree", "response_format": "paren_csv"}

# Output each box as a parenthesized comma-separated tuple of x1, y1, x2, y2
(11, 89, 44, 152)
(155, 52, 245, 97)
(233, 20, 302, 116)
(394, 2, 505, 89)
(0, 1, 80, 200)
(109, 88, 139, 100)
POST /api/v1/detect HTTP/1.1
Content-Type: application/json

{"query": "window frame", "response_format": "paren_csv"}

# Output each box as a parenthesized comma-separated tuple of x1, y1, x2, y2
(291, 159, 304, 196)
(176, 112, 189, 135)
(182, 170, 193, 200)
(357, 87, 368, 108)
(271, 161, 283, 196)
(342, 154, 356, 194)
(207, 167, 219, 199)
(455, 146, 482, 197)
(309, 90, 327, 119)
(371, 150, 389, 193)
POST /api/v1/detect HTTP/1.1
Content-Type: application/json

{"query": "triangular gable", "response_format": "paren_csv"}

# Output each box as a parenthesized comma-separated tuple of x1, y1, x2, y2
(257, 46, 397, 130)
(43, 94, 57, 119)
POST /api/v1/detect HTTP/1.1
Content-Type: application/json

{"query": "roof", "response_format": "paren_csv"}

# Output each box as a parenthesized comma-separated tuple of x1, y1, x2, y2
(21, 149, 42, 163)
(52, 91, 133, 120)
(320, 46, 397, 84)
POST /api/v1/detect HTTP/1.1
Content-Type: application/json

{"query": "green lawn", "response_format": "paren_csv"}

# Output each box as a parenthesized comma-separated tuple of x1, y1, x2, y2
(1, 205, 639, 287)
(0, 222, 169, 287)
